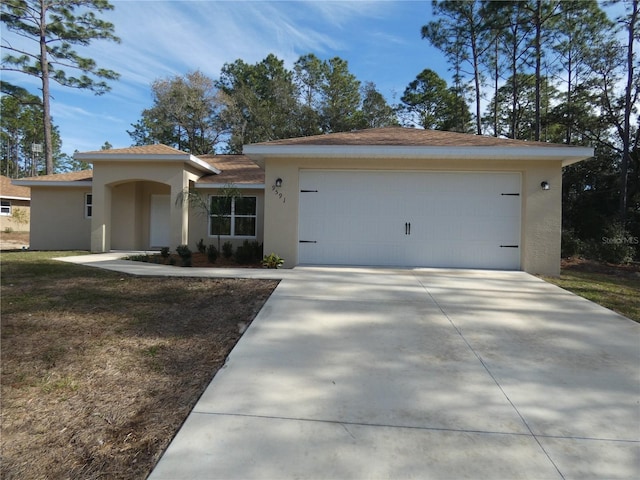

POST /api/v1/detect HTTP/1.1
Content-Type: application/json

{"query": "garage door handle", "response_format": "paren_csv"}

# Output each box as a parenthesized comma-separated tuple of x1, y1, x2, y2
(500, 245, 519, 248)
(405, 222, 411, 235)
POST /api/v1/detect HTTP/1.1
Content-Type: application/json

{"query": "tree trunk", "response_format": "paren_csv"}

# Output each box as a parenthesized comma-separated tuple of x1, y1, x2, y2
(493, 39, 499, 137)
(619, 0, 638, 221)
(39, 1, 53, 175)
(534, 0, 542, 142)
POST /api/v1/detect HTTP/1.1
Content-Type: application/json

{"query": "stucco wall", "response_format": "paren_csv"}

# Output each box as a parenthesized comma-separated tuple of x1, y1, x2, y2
(91, 161, 201, 252)
(110, 181, 170, 250)
(1, 200, 30, 232)
(29, 188, 91, 250)
(262, 157, 562, 275)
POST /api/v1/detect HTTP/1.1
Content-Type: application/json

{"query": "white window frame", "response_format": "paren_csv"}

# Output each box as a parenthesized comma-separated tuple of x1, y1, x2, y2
(85, 193, 93, 218)
(208, 195, 257, 238)
(1, 200, 11, 216)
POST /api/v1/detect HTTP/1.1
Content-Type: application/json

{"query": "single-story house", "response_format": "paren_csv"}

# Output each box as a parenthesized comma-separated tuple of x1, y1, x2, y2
(14, 127, 593, 275)
(1, 175, 31, 232)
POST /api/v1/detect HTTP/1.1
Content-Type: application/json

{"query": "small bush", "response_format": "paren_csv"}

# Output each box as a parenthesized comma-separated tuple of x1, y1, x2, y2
(4, 227, 13, 234)
(128, 254, 150, 263)
(160, 247, 170, 259)
(236, 240, 262, 264)
(206, 244, 218, 263)
(222, 241, 234, 259)
(262, 253, 284, 269)
(196, 238, 206, 254)
(176, 245, 192, 267)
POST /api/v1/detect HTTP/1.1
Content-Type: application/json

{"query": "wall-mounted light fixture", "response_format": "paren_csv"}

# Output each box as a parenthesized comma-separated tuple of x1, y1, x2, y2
(540, 181, 550, 191)
(275, 178, 283, 188)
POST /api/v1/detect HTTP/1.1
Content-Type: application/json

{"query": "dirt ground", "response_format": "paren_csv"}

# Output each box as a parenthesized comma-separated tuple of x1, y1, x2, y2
(561, 256, 640, 278)
(0, 231, 29, 250)
(1, 252, 278, 479)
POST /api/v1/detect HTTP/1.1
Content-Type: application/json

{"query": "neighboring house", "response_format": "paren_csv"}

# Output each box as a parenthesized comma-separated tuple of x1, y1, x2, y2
(0, 175, 31, 232)
(14, 127, 593, 275)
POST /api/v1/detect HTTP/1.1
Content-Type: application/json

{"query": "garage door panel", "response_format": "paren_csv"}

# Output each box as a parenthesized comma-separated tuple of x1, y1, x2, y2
(299, 171, 521, 269)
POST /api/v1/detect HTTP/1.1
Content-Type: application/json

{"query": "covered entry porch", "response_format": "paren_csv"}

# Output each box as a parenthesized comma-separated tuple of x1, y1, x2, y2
(74, 145, 220, 253)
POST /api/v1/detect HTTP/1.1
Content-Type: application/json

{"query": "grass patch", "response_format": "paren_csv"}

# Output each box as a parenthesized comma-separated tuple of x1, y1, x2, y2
(1, 251, 278, 479)
(543, 260, 640, 323)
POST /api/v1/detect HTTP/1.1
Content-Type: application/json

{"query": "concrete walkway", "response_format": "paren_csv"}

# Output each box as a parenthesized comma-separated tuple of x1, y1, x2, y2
(57, 255, 640, 479)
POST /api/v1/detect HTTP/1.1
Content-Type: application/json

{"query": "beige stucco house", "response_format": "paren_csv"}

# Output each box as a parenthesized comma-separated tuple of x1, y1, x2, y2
(14, 127, 593, 275)
(1, 175, 31, 232)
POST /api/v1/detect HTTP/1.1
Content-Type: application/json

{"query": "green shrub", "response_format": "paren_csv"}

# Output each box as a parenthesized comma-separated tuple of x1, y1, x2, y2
(196, 238, 206, 254)
(160, 247, 170, 259)
(175, 245, 192, 267)
(222, 241, 234, 259)
(236, 240, 262, 264)
(127, 254, 150, 263)
(262, 253, 284, 269)
(207, 244, 218, 263)
(598, 223, 636, 264)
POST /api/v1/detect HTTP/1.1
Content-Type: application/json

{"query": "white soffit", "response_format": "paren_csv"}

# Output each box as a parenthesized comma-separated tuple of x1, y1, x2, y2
(243, 145, 594, 167)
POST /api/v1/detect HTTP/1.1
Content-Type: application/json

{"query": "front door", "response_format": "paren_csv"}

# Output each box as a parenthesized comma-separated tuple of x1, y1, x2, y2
(149, 194, 170, 248)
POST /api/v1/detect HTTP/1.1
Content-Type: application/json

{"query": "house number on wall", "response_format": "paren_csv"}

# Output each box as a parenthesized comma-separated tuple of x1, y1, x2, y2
(272, 185, 286, 204)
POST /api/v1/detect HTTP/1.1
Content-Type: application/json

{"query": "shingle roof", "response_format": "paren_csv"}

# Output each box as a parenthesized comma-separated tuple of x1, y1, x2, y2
(17, 170, 94, 183)
(1, 175, 31, 199)
(79, 144, 187, 155)
(251, 127, 572, 148)
(197, 155, 265, 185)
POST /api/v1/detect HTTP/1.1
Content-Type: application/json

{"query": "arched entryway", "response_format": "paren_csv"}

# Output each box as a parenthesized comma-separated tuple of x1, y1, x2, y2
(110, 180, 171, 250)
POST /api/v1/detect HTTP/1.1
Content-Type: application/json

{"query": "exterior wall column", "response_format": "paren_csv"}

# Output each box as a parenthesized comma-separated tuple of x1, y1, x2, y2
(90, 181, 111, 252)
(169, 171, 191, 250)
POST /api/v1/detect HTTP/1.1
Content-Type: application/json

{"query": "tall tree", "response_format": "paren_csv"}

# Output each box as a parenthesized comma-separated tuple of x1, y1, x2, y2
(293, 53, 326, 136)
(217, 54, 300, 152)
(320, 57, 362, 133)
(422, 0, 495, 135)
(616, 0, 639, 220)
(129, 70, 225, 155)
(484, 1, 534, 139)
(483, 73, 558, 140)
(400, 68, 470, 131)
(551, 0, 612, 145)
(358, 82, 398, 129)
(0, 89, 64, 177)
(582, 0, 639, 220)
(521, 0, 563, 141)
(1, 0, 120, 174)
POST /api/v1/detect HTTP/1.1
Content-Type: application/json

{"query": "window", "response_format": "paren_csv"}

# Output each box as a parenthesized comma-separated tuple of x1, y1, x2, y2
(85, 194, 93, 218)
(1, 200, 10, 216)
(209, 196, 257, 237)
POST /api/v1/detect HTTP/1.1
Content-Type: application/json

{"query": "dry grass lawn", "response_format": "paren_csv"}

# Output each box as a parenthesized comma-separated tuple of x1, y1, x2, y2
(1, 251, 277, 479)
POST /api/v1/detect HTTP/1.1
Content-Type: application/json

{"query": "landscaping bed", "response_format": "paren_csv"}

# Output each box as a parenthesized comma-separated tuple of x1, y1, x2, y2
(0, 251, 278, 479)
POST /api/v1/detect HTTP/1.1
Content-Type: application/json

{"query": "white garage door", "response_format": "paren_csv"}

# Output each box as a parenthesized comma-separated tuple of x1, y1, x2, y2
(298, 170, 521, 270)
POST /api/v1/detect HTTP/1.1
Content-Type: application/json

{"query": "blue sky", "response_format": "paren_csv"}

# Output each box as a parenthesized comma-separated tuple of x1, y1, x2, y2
(3, 0, 448, 156)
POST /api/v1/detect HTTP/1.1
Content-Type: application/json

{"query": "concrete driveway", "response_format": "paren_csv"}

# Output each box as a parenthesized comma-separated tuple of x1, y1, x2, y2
(149, 267, 639, 480)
